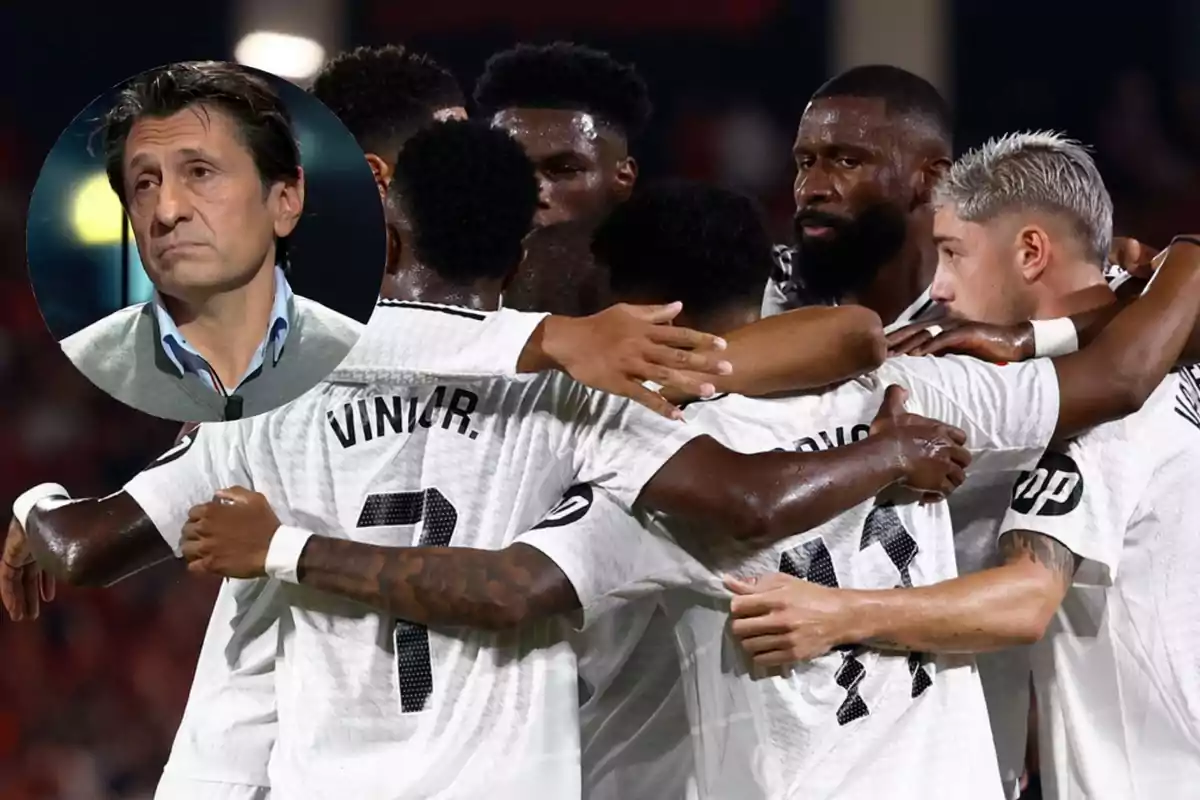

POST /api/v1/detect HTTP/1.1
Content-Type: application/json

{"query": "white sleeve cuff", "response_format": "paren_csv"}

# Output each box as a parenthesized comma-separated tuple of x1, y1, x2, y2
(264, 525, 314, 584)
(1031, 317, 1079, 358)
(13, 483, 70, 532)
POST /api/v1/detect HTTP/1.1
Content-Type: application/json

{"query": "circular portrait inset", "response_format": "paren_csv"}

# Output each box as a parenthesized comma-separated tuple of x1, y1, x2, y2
(27, 60, 385, 423)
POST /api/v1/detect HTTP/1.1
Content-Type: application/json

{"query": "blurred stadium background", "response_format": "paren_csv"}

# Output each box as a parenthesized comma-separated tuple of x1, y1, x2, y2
(0, 0, 1196, 796)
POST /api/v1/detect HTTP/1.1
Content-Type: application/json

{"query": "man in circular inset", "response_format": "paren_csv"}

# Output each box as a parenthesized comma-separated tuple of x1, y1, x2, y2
(59, 61, 362, 423)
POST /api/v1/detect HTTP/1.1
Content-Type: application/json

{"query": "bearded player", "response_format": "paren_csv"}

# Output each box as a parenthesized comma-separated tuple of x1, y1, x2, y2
(739, 133, 1200, 799)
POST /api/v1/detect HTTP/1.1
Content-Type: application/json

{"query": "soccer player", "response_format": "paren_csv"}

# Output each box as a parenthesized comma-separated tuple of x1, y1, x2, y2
(6, 122, 969, 800)
(765, 65, 953, 331)
(177, 179, 1200, 799)
(310, 44, 467, 196)
(773, 68, 1095, 792)
(473, 41, 650, 315)
(739, 134, 1200, 799)
(882, 135, 1179, 799)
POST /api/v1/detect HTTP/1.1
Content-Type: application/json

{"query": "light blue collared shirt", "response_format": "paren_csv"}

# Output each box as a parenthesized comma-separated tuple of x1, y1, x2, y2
(153, 266, 293, 394)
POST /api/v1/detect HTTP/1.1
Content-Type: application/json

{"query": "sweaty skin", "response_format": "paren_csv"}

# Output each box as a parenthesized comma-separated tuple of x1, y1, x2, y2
(171, 240, 1200, 632)
(490, 108, 636, 316)
(791, 96, 947, 323)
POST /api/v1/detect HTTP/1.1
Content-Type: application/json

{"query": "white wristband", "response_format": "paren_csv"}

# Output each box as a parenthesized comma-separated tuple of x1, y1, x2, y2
(12, 483, 69, 532)
(1031, 318, 1079, 358)
(264, 525, 314, 584)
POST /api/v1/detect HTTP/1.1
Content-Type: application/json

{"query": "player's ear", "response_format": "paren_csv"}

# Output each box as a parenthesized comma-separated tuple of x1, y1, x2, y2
(365, 153, 392, 202)
(1016, 225, 1051, 283)
(499, 247, 526, 298)
(385, 222, 403, 277)
(914, 156, 950, 206)
(613, 157, 637, 203)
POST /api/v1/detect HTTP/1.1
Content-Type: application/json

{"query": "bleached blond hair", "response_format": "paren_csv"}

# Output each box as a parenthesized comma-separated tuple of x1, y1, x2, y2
(934, 130, 1112, 264)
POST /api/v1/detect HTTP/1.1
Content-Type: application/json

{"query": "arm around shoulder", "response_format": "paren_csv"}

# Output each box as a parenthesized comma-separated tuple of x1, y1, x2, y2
(716, 305, 886, 396)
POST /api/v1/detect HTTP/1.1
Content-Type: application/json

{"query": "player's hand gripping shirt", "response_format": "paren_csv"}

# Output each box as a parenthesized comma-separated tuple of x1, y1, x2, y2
(125, 302, 701, 800)
(999, 365, 1200, 800)
(521, 354, 1061, 800)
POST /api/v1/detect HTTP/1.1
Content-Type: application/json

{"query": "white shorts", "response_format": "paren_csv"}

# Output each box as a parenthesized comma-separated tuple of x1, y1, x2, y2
(154, 775, 271, 800)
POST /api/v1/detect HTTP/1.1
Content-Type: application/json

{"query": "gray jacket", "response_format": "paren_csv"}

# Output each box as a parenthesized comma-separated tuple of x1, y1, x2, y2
(60, 295, 363, 422)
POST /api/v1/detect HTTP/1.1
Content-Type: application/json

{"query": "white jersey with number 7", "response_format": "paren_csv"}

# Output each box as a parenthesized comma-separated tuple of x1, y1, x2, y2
(124, 302, 702, 800)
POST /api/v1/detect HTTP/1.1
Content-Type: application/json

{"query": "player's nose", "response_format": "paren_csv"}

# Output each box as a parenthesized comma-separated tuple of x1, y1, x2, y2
(794, 163, 837, 206)
(930, 264, 955, 304)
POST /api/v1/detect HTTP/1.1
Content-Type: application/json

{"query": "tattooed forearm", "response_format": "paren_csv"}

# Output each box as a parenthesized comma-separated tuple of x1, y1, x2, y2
(999, 529, 1081, 585)
(845, 532, 1081, 655)
(296, 538, 580, 630)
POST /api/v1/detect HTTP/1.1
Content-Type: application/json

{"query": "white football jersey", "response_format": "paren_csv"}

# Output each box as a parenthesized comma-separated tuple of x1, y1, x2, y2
(947, 469, 1035, 800)
(125, 302, 701, 800)
(523, 354, 1061, 799)
(947, 282, 1135, 800)
(528, 487, 699, 800)
(999, 365, 1200, 800)
(119, 428, 280, 797)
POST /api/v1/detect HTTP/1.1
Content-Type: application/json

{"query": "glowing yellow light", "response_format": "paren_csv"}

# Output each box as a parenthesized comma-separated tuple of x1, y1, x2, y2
(70, 173, 128, 245)
(235, 31, 326, 80)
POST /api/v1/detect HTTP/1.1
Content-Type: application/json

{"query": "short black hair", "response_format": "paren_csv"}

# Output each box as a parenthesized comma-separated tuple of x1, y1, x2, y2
(473, 42, 652, 139)
(311, 45, 464, 157)
(813, 64, 953, 148)
(390, 120, 538, 283)
(100, 61, 300, 206)
(593, 180, 774, 316)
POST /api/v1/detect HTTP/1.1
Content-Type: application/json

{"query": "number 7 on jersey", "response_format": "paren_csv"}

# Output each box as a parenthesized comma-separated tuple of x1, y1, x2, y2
(356, 489, 459, 713)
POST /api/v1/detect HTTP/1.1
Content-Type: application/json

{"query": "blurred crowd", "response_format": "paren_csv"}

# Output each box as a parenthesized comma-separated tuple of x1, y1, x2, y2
(1, 58, 1198, 798)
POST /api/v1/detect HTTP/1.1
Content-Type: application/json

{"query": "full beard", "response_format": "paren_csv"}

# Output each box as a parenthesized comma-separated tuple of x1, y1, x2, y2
(791, 203, 909, 304)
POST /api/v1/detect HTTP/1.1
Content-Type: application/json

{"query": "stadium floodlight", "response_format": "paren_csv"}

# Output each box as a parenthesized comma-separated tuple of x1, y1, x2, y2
(71, 173, 125, 245)
(234, 30, 326, 81)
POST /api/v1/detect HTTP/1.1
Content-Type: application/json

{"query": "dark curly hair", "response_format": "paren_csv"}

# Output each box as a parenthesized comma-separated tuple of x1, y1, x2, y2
(311, 45, 464, 157)
(389, 121, 539, 283)
(100, 61, 300, 206)
(473, 42, 652, 139)
(593, 180, 774, 316)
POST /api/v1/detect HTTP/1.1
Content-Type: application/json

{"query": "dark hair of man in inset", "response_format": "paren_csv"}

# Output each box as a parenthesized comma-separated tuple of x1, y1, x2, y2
(311, 45, 465, 157)
(100, 61, 301, 207)
(593, 180, 774, 317)
(389, 120, 539, 283)
(473, 41, 652, 140)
